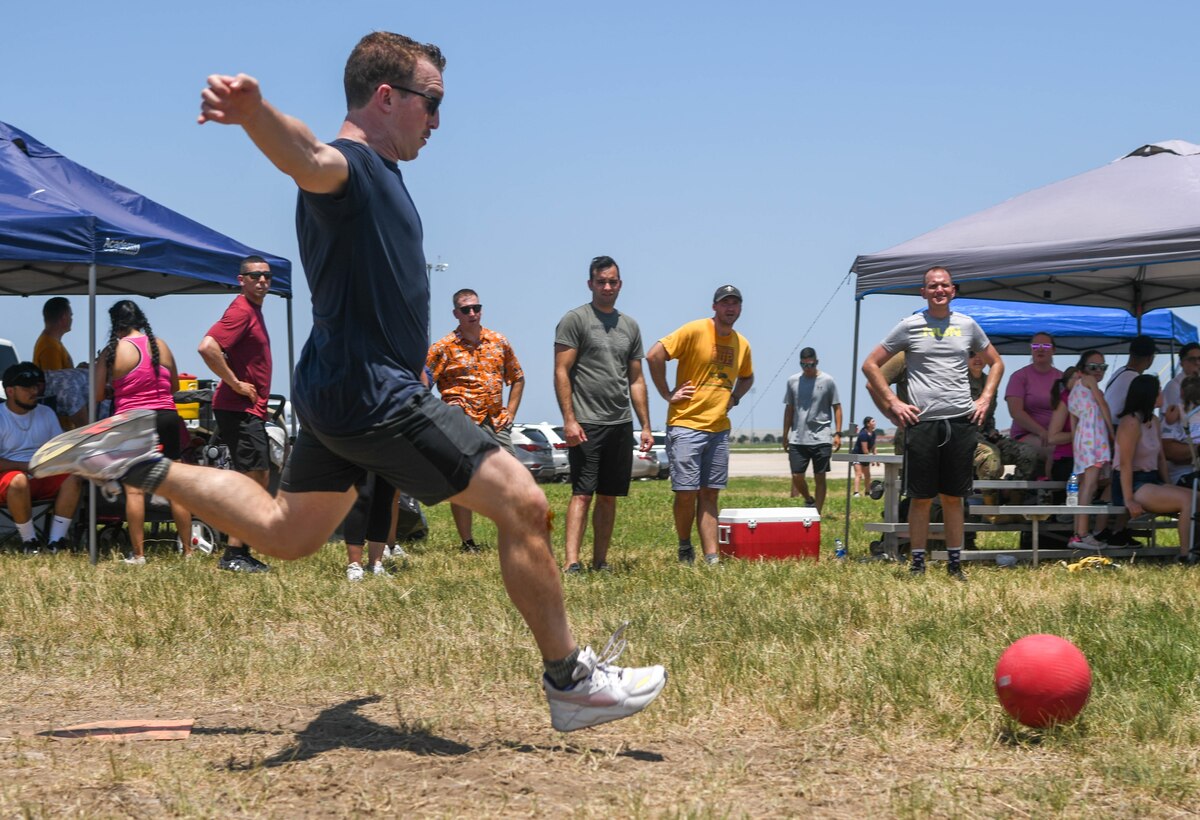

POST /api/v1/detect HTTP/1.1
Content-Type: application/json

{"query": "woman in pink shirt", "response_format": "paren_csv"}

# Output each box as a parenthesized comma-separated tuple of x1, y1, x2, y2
(1004, 332, 1062, 475)
(94, 300, 200, 564)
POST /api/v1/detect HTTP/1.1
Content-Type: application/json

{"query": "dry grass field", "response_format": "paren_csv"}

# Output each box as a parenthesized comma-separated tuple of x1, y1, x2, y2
(2, 477, 1200, 818)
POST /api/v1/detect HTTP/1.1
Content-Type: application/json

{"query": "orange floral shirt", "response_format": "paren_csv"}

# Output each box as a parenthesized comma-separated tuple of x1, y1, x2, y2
(425, 327, 524, 428)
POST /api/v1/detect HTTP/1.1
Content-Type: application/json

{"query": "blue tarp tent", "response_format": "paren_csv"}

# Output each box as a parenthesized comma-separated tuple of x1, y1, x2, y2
(0, 121, 293, 564)
(0, 121, 291, 296)
(939, 298, 1197, 355)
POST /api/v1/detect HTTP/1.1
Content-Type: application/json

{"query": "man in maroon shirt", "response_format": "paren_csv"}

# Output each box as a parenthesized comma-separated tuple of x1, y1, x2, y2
(199, 255, 274, 572)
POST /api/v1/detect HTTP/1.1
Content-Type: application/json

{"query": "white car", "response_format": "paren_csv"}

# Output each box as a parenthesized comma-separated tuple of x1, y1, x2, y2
(518, 421, 570, 482)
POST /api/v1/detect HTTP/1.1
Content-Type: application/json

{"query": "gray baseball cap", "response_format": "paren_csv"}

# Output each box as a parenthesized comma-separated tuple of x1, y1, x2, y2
(713, 285, 743, 302)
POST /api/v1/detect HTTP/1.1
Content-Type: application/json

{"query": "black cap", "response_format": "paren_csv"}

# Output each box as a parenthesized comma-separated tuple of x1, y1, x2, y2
(3, 362, 43, 388)
(713, 285, 743, 302)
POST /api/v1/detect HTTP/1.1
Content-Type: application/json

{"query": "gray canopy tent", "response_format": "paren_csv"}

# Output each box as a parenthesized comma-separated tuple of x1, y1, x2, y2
(843, 140, 1200, 547)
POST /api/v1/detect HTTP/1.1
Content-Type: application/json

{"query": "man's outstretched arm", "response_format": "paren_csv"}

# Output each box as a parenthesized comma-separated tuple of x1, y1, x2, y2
(199, 73, 348, 195)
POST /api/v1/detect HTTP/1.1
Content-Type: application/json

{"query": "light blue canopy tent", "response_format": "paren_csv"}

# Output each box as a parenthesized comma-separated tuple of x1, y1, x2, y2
(938, 298, 1197, 355)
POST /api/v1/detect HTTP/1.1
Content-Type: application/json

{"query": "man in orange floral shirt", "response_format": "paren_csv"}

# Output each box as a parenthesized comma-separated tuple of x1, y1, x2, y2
(427, 288, 525, 552)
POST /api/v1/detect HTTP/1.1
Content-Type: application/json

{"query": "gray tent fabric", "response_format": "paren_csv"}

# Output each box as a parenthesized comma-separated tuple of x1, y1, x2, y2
(851, 141, 1200, 313)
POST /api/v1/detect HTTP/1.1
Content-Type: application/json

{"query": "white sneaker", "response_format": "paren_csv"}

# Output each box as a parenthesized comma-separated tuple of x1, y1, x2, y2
(381, 546, 392, 559)
(390, 543, 410, 560)
(123, 554, 146, 566)
(371, 561, 387, 576)
(543, 623, 667, 732)
(346, 562, 364, 582)
(29, 410, 162, 499)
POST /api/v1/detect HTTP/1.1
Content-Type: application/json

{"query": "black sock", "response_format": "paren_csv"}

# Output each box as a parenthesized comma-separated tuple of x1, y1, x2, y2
(911, 549, 926, 570)
(543, 648, 581, 689)
(122, 458, 169, 493)
(947, 548, 962, 572)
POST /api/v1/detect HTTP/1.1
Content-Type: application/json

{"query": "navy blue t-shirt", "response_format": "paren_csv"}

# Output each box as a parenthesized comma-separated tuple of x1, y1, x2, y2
(855, 428, 876, 454)
(293, 140, 429, 434)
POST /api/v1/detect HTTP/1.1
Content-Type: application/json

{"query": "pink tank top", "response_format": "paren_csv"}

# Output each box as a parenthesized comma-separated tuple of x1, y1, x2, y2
(112, 335, 175, 413)
(1113, 417, 1161, 473)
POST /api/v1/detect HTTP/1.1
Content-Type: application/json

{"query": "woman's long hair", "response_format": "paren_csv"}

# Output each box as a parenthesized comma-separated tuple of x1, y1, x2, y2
(1050, 366, 1077, 411)
(104, 300, 160, 383)
(1119, 374, 1160, 424)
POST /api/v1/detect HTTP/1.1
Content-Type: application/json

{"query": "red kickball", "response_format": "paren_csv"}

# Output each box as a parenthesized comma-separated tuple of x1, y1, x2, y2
(994, 634, 1092, 728)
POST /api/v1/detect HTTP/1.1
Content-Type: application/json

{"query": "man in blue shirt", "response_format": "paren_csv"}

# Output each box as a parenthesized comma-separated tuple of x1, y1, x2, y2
(31, 31, 664, 733)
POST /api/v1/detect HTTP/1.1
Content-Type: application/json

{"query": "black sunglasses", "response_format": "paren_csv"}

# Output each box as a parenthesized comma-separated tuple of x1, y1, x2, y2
(1085, 363, 1108, 372)
(243, 272, 272, 281)
(801, 360, 818, 367)
(388, 84, 442, 116)
(458, 304, 482, 314)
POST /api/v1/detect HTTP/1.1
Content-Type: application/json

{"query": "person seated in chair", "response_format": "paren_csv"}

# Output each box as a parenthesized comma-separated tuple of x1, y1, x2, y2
(0, 363, 82, 552)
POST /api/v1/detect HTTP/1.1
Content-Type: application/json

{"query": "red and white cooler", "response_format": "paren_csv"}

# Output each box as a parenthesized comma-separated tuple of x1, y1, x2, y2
(717, 507, 821, 561)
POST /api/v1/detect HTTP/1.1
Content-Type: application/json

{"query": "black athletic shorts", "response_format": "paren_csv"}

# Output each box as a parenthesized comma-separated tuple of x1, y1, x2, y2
(214, 410, 270, 473)
(154, 409, 185, 460)
(903, 415, 975, 499)
(788, 443, 832, 475)
(281, 391, 497, 506)
(568, 421, 634, 497)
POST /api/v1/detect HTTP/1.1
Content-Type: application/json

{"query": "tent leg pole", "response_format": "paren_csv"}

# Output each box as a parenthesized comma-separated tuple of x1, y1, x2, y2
(287, 297, 297, 439)
(843, 299, 862, 554)
(88, 262, 98, 566)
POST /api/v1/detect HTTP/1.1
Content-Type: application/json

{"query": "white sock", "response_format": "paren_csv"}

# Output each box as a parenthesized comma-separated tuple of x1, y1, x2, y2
(49, 515, 72, 542)
(17, 520, 35, 541)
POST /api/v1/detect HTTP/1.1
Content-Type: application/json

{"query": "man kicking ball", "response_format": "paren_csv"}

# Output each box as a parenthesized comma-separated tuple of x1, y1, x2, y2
(32, 31, 665, 732)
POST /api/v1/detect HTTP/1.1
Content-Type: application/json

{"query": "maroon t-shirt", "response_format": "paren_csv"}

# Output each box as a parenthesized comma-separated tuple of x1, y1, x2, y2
(207, 295, 271, 418)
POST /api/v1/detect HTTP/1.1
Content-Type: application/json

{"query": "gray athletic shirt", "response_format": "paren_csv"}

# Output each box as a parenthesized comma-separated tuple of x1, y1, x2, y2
(880, 310, 989, 421)
(555, 304, 644, 425)
(783, 371, 840, 445)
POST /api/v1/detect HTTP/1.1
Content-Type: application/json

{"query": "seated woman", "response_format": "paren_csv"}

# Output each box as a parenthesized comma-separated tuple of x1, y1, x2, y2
(1113, 374, 1195, 562)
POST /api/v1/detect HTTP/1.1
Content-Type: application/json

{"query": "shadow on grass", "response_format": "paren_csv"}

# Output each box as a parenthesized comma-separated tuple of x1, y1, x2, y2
(995, 719, 1087, 746)
(224, 695, 471, 770)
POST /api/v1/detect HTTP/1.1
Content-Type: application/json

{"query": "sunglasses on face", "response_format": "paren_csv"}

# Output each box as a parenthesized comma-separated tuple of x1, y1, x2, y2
(1085, 363, 1108, 372)
(243, 272, 272, 281)
(801, 360, 818, 368)
(1030, 343, 1054, 351)
(387, 83, 442, 116)
(457, 304, 482, 314)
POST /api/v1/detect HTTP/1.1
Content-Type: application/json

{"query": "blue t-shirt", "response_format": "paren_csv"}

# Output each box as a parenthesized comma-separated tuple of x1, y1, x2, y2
(855, 428, 876, 454)
(293, 140, 428, 434)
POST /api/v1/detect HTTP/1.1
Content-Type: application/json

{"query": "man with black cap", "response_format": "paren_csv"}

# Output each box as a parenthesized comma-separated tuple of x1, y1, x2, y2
(0, 363, 81, 552)
(647, 285, 754, 565)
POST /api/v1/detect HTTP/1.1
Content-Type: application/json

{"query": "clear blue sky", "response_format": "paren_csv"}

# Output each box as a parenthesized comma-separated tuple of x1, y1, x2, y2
(5, 1, 1198, 433)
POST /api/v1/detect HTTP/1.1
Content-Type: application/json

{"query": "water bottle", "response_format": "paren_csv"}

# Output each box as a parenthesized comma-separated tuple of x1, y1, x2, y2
(834, 538, 847, 561)
(1066, 474, 1079, 507)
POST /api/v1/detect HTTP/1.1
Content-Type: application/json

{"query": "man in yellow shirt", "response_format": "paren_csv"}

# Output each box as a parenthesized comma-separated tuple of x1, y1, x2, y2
(647, 285, 754, 565)
(32, 297, 88, 429)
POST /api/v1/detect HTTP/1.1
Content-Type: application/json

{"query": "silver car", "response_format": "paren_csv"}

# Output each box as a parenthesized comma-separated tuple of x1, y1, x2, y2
(519, 421, 570, 482)
(511, 425, 555, 482)
(630, 433, 659, 480)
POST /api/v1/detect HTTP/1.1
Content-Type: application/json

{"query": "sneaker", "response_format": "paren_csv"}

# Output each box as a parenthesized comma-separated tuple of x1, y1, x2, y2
(853, 492, 862, 498)
(382, 546, 392, 559)
(703, 553, 720, 567)
(948, 566, 968, 582)
(460, 539, 481, 553)
(28, 409, 162, 499)
(371, 561, 387, 576)
(239, 552, 269, 571)
(803, 496, 816, 507)
(21, 537, 42, 555)
(390, 544, 410, 560)
(218, 554, 269, 574)
(543, 624, 667, 732)
(346, 562, 364, 582)
(564, 562, 584, 574)
(677, 544, 695, 565)
(592, 562, 612, 573)
(1078, 534, 1107, 549)
(1101, 528, 1142, 547)
(123, 554, 146, 565)
(45, 537, 72, 554)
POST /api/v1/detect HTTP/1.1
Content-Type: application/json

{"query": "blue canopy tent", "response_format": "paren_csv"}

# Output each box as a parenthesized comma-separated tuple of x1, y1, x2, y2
(0, 121, 293, 563)
(937, 298, 1198, 355)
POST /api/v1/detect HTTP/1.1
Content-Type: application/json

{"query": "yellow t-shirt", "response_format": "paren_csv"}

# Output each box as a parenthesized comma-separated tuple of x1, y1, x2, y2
(33, 333, 73, 370)
(660, 318, 753, 433)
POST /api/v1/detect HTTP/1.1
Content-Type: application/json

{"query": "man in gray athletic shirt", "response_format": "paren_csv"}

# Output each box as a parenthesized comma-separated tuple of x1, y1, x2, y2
(554, 256, 653, 573)
(862, 266, 1002, 579)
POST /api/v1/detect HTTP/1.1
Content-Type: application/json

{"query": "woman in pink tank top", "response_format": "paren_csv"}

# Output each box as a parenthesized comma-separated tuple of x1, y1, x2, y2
(94, 300, 206, 563)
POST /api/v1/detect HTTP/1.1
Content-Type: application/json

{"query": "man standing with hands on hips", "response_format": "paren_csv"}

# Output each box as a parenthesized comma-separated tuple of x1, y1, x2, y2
(647, 285, 754, 566)
(862, 266, 1001, 580)
(199, 255, 274, 573)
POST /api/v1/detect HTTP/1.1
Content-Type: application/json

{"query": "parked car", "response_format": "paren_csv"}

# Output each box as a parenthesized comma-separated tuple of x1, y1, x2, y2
(517, 422, 570, 482)
(629, 433, 660, 481)
(511, 425, 555, 483)
(650, 430, 669, 479)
